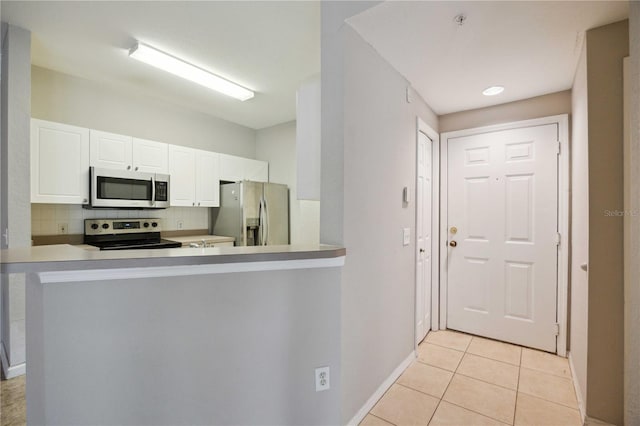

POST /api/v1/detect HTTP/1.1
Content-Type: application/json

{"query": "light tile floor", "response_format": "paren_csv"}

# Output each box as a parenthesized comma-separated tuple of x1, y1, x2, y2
(362, 330, 582, 426)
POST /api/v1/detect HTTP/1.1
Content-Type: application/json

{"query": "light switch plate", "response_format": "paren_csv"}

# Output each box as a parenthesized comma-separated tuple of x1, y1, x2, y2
(403, 228, 410, 246)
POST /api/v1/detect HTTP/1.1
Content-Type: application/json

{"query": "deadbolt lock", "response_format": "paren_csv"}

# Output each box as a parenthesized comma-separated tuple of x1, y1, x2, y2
(450, 226, 458, 234)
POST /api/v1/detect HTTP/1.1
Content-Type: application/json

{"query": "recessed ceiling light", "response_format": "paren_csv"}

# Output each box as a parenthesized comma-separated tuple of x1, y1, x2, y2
(129, 42, 254, 101)
(482, 86, 505, 96)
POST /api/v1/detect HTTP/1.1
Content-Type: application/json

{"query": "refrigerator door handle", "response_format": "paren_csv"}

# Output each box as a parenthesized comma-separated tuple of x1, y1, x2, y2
(263, 197, 269, 245)
(259, 197, 267, 246)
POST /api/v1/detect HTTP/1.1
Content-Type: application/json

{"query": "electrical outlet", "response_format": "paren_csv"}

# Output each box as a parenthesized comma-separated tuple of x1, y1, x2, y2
(177, 220, 184, 230)
(58, 223, 68, 234)
(315, 366, 330, 392)
(403, 228, 410, 246)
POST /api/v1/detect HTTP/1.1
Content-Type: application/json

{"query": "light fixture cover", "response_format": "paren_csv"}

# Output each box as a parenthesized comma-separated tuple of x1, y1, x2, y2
(129, 42, 254, 101)
(482, 86, 505, 96)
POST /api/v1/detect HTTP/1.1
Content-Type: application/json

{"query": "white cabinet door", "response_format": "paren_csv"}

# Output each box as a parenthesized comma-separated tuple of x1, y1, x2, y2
(219, 153, 245, 182)
(195, 150, 220, 207)
(31, 119, 90, 204)
(168, 145, 196, 206)
(132, 138, 169, 174)
(90, 130, 133, 170)
(244, 159, 269, 182)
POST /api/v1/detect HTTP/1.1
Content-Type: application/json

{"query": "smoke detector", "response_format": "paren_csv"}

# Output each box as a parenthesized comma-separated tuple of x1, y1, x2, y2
(454, 14, 467, 26)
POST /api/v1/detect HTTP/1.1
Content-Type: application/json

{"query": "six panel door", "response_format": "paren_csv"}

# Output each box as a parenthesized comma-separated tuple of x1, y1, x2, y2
(446, 124, 559, 352)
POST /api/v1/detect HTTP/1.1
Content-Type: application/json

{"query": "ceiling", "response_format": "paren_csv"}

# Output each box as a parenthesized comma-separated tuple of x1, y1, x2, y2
(347, 1, 629, 115)
(2, 1, 320, 129)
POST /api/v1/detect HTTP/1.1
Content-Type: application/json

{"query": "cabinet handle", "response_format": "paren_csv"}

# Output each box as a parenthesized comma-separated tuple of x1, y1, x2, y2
(83, 198, 88, 204)
(192, 202, 195, 206)
(127, 165, 131, 170)
(135, 166, 139, 171)
(198, 202, 201, 206)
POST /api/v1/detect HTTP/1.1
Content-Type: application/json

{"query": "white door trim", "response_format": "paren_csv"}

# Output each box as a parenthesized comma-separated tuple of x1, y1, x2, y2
(440, 114, 569, 356)
(416, 118, 440, 348)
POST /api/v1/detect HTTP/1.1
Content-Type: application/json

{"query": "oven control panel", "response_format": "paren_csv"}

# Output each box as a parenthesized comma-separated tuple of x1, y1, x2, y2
(85, 219, 162, 235)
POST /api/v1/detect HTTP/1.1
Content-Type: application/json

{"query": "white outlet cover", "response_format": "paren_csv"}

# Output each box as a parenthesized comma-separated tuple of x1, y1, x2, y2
(315, 366, 330, 392)
(403, 228, 410, 246)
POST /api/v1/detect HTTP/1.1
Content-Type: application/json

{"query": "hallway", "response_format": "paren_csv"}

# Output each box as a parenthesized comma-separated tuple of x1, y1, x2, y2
(361, 330, 581, 426)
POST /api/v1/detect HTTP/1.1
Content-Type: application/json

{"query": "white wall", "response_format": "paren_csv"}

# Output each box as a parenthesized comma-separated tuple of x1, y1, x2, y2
(322, 2, 439, 421)
(255, 121, 320, 245)
(570, 39, 589, 418)
(439, 90, 572, 132)
(31, 66, 256, 158)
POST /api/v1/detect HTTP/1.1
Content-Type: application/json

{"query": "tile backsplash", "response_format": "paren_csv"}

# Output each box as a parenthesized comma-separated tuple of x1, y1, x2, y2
(31, 204, 210, 236)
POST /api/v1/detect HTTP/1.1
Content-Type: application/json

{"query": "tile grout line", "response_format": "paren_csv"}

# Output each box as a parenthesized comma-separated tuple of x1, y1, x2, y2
(368, 413, 397, 426)
(513, 347, 523, 425)
(426, 359, 458, 425)
(395, 382, 446, 402)
(453, 369, 519, 392)
(424, 340, 522, 367)
(437, 399, 512, 425)
(519, 364, 574, 381)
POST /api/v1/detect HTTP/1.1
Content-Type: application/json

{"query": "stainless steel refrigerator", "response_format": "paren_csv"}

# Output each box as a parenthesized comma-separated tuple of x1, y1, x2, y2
(212, 181, 289, 246)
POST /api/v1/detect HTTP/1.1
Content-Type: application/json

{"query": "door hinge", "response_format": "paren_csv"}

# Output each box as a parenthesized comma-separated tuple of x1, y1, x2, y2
(557, 141, 561, 155)
(554, 323, 560, 336)
(555, 232, 561, 246)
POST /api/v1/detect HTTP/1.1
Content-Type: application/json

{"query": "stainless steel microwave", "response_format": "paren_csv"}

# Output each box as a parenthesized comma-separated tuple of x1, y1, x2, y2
(89, 167, 170, 209)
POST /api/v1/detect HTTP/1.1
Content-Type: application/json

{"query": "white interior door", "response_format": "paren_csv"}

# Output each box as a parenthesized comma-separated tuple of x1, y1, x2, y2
(446, 124, 559, 352)
(416, 131, 433, 343)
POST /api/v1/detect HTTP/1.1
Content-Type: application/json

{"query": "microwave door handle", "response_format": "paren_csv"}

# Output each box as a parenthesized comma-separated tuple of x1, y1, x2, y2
(151, 175, 156, 206)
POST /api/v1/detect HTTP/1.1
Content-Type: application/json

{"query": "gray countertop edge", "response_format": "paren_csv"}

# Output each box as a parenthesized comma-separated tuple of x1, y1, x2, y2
(1, 246, 347, 274)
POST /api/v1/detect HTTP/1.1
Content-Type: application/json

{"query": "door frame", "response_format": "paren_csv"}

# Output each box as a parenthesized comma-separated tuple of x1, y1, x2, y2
(439, 114, 570, 356)
(415, 117, 441, 347)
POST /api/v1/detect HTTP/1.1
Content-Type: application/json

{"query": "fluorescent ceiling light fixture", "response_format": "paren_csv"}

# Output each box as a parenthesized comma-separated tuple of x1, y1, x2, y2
(129, 42, 254, 101)
(482, 86, 505, 96)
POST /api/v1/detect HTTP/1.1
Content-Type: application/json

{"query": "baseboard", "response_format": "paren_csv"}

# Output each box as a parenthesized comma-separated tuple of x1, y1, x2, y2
(0, 342, 26, 380)
(568, 352, 586, 423)
(346, 350, 416, 426)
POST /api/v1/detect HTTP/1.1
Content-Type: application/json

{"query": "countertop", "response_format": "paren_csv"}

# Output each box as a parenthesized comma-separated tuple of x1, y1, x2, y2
(1, 244, 346, 273)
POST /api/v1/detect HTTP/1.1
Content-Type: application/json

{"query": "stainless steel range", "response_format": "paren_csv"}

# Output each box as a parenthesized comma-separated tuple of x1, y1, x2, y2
(84, 219, 181, 250)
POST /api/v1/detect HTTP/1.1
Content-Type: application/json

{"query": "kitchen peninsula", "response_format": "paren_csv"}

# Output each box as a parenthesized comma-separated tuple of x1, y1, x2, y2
(2, 244, 344, 425)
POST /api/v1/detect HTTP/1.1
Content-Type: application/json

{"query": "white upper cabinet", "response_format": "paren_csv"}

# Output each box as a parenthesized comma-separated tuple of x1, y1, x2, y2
(169, 146, 219, 207)
(219, 153, 268, 183)
(132, 138, 169, 174)
(169, 145, 197, 207)
(90, 130, 133, 170)
(195, 149, 220, 207)
(90, 132, 169, 174)
(30, 119, 264, 207)
(31, 119, 90, 204)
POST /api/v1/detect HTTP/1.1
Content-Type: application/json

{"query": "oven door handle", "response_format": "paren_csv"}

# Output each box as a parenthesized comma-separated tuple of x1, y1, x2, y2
(151, 175, 156, 206)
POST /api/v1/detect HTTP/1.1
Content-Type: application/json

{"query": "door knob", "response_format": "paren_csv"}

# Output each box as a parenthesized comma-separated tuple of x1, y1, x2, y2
(419, 248, 425, 253)
(449, 241, 457, 247)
